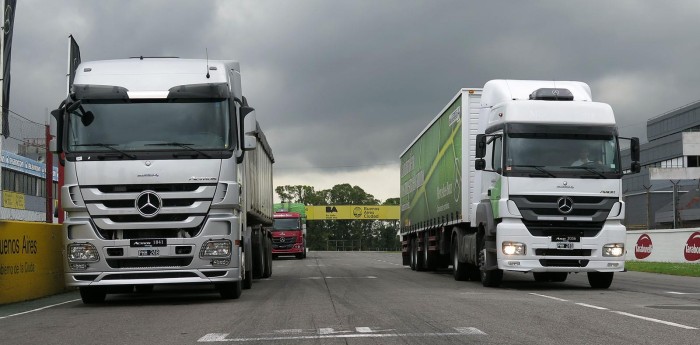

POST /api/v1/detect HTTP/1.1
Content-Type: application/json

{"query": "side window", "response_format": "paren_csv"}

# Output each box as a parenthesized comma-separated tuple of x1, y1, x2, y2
(491, 136, 502, 174)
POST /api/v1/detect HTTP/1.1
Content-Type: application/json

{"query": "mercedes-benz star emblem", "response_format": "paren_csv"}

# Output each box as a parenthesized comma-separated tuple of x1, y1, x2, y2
(279, 237, 286, 243)
(557, 196, 574, 214)
(135, 190, 162, 218)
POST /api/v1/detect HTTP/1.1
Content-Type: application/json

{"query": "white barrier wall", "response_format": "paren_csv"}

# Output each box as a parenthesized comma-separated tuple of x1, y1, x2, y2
(626, 229, 700, 263)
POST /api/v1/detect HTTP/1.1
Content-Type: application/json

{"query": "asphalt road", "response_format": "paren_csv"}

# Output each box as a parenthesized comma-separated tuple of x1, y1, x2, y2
(1, 251, 699, 344)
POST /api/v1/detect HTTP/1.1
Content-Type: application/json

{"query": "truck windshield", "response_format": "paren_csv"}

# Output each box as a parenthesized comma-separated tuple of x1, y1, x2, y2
(504, 132, 621, 178)
(66, 99, 231, 152)
(273, 218, 301, 230)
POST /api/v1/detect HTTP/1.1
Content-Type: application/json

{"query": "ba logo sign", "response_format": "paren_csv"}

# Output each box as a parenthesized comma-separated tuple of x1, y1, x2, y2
(634, 234, 653, 259)
(353, 207, 362, 218)
(684, 232, 700, 261)
(326, 206, 338, 213)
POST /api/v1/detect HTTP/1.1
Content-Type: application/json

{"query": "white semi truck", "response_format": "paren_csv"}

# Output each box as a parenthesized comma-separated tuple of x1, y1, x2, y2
(400, 80, 640, 288)
(51, 53, 274, 303)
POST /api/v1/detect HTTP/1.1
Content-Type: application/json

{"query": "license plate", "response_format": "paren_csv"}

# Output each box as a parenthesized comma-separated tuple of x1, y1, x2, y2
(551, 235, 580, 242)
(138, 249, 160, 257)
(130, 239, 167, 247)
(556, 243, 575, 250)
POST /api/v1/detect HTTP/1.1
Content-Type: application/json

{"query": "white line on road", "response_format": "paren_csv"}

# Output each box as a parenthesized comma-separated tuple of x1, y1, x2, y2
(530, 293, 698, 330)
(575, 303, 608, 310)
(198, 327, 487, 342)
(0, 299, 81, 320)
(667, 291, 700, 295)
(611, 311, 698, 330)
(529, 293, 568, 302)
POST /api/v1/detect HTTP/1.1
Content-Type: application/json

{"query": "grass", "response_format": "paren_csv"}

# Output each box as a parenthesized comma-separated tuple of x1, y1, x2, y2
(625, 261, 700, 277)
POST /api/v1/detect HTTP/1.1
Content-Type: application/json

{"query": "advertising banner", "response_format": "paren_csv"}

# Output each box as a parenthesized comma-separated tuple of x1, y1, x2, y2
(305, 205, 399, 220)
(400, 96, 462, 228)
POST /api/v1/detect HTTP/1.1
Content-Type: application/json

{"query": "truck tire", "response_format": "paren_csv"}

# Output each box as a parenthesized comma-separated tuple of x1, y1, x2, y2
(217, 281, 242, 299)
(409, 237, 416, 270)
(478, 237, 503, 287)
(242, 251, 253, 290)
(414, 236, 425, 271)
(262, 236, 272, 278)
(587, 272, 614, 289)
(252, 227, 265, 279)
(79, 287, 106, 304)
(452, 240, 469, 281)
(424, 231, 436, 271)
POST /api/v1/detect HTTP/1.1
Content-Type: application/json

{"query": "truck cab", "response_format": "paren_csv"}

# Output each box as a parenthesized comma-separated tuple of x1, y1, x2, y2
(271, 211, 306, 259)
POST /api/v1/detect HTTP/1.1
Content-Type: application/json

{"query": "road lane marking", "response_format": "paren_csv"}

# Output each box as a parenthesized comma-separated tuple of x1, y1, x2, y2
(529, 293, 568, 302)
(575, 303, 608, 310)
(611, 311, 698, 330)
(0, 299, 81, 320)
(667, 291, 700, 295)
(530, 293, 697, 330)
(198, 327, 487, 342)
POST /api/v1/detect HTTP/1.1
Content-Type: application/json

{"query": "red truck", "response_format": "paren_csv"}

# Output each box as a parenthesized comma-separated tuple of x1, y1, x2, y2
(272, 211, 306, 259)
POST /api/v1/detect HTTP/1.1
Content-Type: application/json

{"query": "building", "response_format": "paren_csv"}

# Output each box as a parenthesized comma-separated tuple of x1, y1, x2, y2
(622, 100, 700, 229)
(1, 150, 58, 221)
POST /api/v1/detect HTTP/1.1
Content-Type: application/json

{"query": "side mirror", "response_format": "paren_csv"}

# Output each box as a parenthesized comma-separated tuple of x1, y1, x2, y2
(631, 161, 641, 174)
(475, 134, 487, 158)
(475, 158, 486, 170)
(242, 109, 258, 151)
(630, 137, 640, 162)
(80, 110, 94, 126)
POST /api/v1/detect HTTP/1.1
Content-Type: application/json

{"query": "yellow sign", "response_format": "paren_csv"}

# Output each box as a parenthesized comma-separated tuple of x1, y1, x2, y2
(3, 190, 26, 210)
(305, 205, 399, 220)
(0, 221, 65, 304)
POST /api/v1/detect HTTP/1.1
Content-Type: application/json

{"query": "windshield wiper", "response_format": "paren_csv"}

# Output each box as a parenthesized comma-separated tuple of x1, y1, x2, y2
(560, 166, 606, 178)
(509, 165, 557, 178)
(145, 142, 212, 158)
(73, 143, 137, 159)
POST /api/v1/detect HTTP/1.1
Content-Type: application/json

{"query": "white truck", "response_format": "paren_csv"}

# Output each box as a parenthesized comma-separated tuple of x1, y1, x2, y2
(400, 80, 640, 288)
(51, 53, 274, 303)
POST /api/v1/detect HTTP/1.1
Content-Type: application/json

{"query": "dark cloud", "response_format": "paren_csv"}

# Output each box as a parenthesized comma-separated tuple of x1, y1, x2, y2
(7, 1, 700, 186)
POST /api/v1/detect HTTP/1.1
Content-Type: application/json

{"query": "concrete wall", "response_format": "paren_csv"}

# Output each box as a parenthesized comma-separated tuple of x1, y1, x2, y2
(626, 228, 700, 263)
(0, 221, 66, 304)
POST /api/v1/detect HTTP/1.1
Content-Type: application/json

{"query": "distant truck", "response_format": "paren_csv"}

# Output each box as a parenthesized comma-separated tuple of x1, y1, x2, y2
(400, 80, 640, 288)
(272, 203, 307, 259)
(51, 48, 274, 303)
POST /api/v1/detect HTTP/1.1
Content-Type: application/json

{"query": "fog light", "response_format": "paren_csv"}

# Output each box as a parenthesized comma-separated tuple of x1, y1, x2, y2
(200, 240, 232, 258)
(68, 243, 100, 262)
(502, 242, 526, 255)
(211, 258, 231, 266)
(603, 243, 624, 257)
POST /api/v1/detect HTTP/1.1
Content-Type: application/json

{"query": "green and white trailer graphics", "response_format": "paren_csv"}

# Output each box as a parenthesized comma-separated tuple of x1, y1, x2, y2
(400, 89, 482, 233)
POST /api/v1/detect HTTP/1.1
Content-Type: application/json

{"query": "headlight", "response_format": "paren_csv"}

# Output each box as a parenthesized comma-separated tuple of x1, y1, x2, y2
(502, 242, 526, 255)
(68, 243, 100, 262)
(603, 243, 625, 257)
(200, 240, 232, 258)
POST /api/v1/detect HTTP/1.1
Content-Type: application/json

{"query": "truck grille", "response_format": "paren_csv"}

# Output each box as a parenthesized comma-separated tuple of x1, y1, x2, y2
(82, 183, 216, 239)
(534, 249, 592, 256)
(539, 259, 589, 267)
(106, 257, 193, 269)
(272, 236, 297, 244)
(511, 195, 617, 222)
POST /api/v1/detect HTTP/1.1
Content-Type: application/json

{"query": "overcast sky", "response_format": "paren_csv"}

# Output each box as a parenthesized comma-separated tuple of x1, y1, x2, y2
(6, 0, 700, 202)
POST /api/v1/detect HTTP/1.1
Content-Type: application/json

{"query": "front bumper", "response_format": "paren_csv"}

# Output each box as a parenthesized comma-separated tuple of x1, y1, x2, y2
(496, 219, 626, 273)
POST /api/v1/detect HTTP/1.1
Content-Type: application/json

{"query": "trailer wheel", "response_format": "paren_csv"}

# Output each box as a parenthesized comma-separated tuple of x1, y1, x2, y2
(79, 287, 106, 304)
(409, 237, 416, 270)
(414, 236, 425, 271)
(424, 231, 436, 271)
(478, 237, 503, 287)
(452, 240, 468, 281)
(587, 272, 614, 289)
